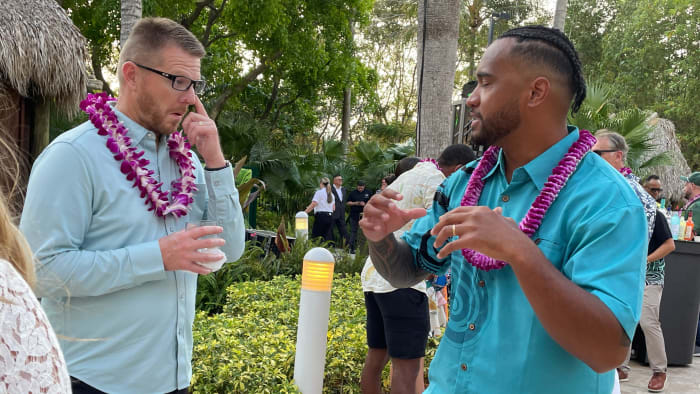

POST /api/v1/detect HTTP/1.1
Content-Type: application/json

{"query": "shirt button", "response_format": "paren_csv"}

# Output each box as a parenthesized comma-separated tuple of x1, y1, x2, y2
(148, 132, 154, 139)
(534, 238, 541, 245)
(501, 194, 509, 202)
(469, 323, 476, 330)
(461, 363, 467, 371)
(478, 280, 485, 287)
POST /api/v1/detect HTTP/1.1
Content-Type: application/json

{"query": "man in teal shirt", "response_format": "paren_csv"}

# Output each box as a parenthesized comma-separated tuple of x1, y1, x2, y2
(360, 26, 646, 393)
(20, 18, 245, 393)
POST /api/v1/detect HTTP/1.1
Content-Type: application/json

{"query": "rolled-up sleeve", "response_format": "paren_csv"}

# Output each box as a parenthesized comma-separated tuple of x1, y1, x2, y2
(203, 165, 245, 263)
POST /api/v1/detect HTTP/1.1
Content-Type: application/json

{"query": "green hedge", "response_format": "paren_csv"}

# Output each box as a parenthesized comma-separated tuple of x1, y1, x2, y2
(191, 275, 439, 393)
(196, 238, 367, 315)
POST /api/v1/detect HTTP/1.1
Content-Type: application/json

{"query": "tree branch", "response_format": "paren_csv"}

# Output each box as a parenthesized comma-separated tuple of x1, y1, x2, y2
(261, 76, 280, 120)
(181, 0, 212, 29)
(201, 0, 228, 47)
(209, 51, 283, 120)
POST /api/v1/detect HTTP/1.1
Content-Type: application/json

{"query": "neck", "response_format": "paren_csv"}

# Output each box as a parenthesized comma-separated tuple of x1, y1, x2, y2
(500, 120, 568, 182)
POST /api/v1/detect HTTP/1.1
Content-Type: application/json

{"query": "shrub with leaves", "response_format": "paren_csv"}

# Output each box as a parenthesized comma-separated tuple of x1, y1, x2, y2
(191, 275, 439, 393)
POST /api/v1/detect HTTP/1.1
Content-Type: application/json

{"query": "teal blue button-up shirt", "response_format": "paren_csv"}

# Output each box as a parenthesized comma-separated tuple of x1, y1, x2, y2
(403, 128, 646, 394)
(19, 106, 245, 393)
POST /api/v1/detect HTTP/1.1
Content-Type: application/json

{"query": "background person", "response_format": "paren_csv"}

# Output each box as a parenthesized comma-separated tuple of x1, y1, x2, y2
(330, 174, 349, 248)
(0, 133, 71, 392)
(360, 145, 475, 394)
(617, 205, 675, 392)
(681, 172, 700, 221)
(346, 180, 372, 256)
(304, 177, 335, 242)
(643, 174, 664, 203)
(19, 17, 246, 393)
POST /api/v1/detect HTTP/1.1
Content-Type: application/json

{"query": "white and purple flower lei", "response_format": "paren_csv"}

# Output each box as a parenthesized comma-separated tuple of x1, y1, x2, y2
(420, 158, 441, 171)
(80, 92, 197, 218)
(619, 167, 632, 176)
(683, 194, 700, 211)
(458, 129, 596, 271)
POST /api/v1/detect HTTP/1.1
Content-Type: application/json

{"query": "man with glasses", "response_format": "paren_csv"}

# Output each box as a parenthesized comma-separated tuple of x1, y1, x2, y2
(20, 17, 245, 393)
(643, 175, 664, 203)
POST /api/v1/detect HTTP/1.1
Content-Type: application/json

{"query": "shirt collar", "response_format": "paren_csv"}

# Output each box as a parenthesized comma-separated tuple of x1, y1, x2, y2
(484, 126, 581, 191)
(110, 102, 151, 146)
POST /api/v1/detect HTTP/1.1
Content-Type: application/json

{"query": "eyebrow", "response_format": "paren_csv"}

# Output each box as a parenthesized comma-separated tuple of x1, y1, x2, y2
(476, 71, 494, 79)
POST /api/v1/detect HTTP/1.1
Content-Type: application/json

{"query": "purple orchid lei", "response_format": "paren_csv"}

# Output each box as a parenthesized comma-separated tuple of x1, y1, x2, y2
(683, 194, 700, 210)
(420, 158, 442, 171)
(80, 92, 197, 218)
(619, 167, 632, 176)
(458, 129, 596, 271)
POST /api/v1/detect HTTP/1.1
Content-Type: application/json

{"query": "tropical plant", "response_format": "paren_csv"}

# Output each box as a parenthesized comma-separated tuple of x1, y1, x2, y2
(191, 274, 441, 393)
(568, 82, 670, 171)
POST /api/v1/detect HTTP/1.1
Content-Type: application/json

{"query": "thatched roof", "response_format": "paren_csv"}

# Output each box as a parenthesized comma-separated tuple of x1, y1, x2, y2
(641, 116, 690, 205)
(0, 0, 87, 115)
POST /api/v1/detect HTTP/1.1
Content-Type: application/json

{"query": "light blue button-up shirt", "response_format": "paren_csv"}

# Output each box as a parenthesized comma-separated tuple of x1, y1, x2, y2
(403, 127, 647, 393)
(19, 106, 245, 393)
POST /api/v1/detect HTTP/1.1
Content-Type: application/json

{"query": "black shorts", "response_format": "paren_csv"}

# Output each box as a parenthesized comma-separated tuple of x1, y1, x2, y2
(364, 288, 430, 359)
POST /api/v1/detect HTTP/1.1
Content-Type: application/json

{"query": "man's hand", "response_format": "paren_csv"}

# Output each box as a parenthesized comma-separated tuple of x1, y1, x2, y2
(159, 225, 226, 275)
(181, 96, 226, 168)
(431, 206, 536, 261)
(359, 189, 426, 242)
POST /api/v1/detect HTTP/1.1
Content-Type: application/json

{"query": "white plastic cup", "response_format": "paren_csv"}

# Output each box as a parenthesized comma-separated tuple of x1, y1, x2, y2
(186, 220, 227, 272)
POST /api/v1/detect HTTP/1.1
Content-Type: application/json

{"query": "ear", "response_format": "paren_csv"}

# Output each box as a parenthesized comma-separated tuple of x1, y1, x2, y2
(120, 61, 138, 88)
(527, 76, 550, 108)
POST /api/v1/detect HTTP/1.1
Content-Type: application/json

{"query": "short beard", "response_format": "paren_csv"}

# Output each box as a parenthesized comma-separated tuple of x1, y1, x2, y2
(135, 91, 173, 136)
(471, 99, 521, 147)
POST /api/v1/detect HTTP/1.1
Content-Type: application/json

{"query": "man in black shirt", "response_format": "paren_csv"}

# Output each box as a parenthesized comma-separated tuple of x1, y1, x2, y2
(347, 180, 372, 255)
(618, 208, 675, 392)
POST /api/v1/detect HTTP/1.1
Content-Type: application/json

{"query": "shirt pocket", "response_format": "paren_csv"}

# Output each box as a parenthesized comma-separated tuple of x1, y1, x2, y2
(534, 237, 565, 269)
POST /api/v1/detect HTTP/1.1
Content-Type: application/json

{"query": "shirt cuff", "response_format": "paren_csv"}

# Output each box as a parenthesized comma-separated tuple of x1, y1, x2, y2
(415, 231, 449, 273)
(126, 241, 166, 283)
(203, 165, 237, 199)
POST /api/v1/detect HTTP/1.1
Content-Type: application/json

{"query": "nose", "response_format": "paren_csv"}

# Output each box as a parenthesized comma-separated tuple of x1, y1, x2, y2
(466, 87, 480, 108)
(181, 86, 197, 105)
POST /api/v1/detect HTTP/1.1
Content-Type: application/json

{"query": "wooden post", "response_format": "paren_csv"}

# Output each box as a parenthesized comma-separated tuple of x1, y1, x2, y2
(31, 98, 50, 159)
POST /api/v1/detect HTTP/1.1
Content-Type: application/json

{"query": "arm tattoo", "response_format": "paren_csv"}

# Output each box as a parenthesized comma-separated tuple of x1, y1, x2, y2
(369, 234, 429, 288)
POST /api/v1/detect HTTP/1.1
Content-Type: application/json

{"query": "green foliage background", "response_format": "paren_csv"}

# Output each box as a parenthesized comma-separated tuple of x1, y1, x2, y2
(192, 274, 440, 393)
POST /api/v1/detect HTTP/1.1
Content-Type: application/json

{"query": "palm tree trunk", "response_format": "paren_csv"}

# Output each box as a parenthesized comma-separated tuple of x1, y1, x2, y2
(416, 0, 461, 158)
(120, 0, 143, 48)
(553, 0, 568, 31)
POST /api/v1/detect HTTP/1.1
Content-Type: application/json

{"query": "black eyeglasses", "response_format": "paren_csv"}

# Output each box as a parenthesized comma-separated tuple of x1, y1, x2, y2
(650, 188, 663, 193)
(593, 149, 619, 156)
(131, 62, 206, 94)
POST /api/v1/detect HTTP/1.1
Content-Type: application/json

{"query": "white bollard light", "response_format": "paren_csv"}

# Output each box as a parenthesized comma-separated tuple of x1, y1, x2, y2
(295, 211, 309, 241)
(293, 247, 335, 394)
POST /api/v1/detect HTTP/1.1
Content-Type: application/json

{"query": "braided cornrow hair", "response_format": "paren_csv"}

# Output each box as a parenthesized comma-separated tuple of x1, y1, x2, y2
(498, 25, 587, 114)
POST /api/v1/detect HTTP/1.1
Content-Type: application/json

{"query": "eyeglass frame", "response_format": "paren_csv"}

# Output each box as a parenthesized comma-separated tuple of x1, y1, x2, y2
(592, 149, 619, 156)
(649, 188, 663, 193)
(130, 61, 206, 94)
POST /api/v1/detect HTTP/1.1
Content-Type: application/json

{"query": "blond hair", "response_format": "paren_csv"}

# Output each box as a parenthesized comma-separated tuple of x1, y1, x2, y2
(118, 17, 205, 82)
(320, 177, 332, 203)
(0, 131, 35, 288)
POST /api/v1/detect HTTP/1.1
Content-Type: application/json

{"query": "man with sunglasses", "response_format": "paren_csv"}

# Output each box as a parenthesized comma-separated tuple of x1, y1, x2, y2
(20, 18, 245, 393)
(643, 175, 664, 203)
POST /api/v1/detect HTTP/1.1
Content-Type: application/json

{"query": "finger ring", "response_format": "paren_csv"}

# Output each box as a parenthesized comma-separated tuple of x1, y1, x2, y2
(452, 224, 456, 237)
(198, 121, 206, 126)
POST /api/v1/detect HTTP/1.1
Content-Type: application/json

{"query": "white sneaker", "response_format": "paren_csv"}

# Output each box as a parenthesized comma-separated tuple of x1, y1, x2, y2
(349, 253, 356, 259)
